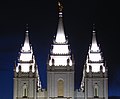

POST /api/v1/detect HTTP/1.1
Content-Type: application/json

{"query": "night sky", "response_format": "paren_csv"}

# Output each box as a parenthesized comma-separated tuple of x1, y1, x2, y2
(0, 0, 120, 99)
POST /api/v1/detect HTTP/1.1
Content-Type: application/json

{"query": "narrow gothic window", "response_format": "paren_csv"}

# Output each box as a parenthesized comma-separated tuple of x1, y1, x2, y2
(94, 83, 99, 98)
(23, 83, 27, 98)
(57, 79, 64, 97)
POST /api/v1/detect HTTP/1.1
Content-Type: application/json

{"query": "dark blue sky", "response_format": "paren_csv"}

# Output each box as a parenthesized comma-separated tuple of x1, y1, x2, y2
(0, 0, 120, 99)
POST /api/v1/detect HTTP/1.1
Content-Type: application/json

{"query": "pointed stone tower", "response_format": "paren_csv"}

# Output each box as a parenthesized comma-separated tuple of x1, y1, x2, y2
(80, 26, 108, 99)
(47, 2, 75, 99)
(13, 28, 41, 99)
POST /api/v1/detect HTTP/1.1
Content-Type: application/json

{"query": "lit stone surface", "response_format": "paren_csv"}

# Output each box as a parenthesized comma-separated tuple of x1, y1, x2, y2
(89, 53, 102, 61)
(85, 32, 105, 72)
(47, 3, 75, 99)
(86, 63, 105, 72)
(19, 53, 33, 61)
(16, 32, 35, 72)
(14, 31, 42, 99)
(49, 56, 72, 66)
(48, 8, 73, 67)
(52, 45, 69, 54)
(22, 32, 31, 52)
(80, 29, 108, 99)
(55, 15, 66, 43)
(91, 33, 99, 51)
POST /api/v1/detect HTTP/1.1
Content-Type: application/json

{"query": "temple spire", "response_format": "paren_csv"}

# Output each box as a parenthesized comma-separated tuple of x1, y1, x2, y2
(48, 2, 73, 66)
(91, 25, 99, 51)
(55, 1, 66, 43)
(22, 25, 31, 52)
(84, 25, 105, 72)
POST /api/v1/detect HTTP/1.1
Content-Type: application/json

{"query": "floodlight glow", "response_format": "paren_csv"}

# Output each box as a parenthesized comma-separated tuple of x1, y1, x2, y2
(55, 16, 66, 43)
(91, 32, 100, 52)
(49, 56, 72, 66)
(20, 53, 32, 61)
(85, 32, 106, 73)
(86, 63, 105, 72)
(22, 32, 31, 52)
(89, 53, 101, 61)
(55, 32, 66, 43)
(22, 44, 30, 52)
(16, 63, 35, 72)
(52, 45, 69, 54)
(48, 10, 73, 67)
(91, 43, 99, 52)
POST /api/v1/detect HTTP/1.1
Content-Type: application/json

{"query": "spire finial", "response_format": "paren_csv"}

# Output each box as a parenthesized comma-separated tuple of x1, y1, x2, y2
(93, 24, 96, 33)
(58, 1, 63, 17)
(58, 1, 63, 12)
(26, 24, 29, 33)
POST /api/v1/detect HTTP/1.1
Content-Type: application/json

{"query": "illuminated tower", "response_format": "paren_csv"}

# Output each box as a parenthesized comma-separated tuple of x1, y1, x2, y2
(13, 29, 41, 99)
(47, 2, 75, 99)
(80, 27, 108, 99)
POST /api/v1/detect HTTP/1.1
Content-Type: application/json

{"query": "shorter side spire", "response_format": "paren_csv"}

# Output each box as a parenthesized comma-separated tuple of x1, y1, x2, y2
(85, 26, 105, 72)
(22, 25, 31, 52)
(91, 25, 99, 52)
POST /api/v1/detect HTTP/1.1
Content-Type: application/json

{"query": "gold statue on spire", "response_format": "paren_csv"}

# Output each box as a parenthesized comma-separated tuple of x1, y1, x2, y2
(58, 1, 63, 12)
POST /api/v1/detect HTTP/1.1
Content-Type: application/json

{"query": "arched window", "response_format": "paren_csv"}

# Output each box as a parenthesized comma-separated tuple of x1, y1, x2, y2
(57, 79, 64, 97)
(23, 83, 27, 98)
(94, 83, 99, 98)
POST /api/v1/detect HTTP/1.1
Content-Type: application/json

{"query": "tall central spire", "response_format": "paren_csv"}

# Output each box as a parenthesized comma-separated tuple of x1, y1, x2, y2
(55, 2, 66, 43)
(47, 2, 74, 67)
